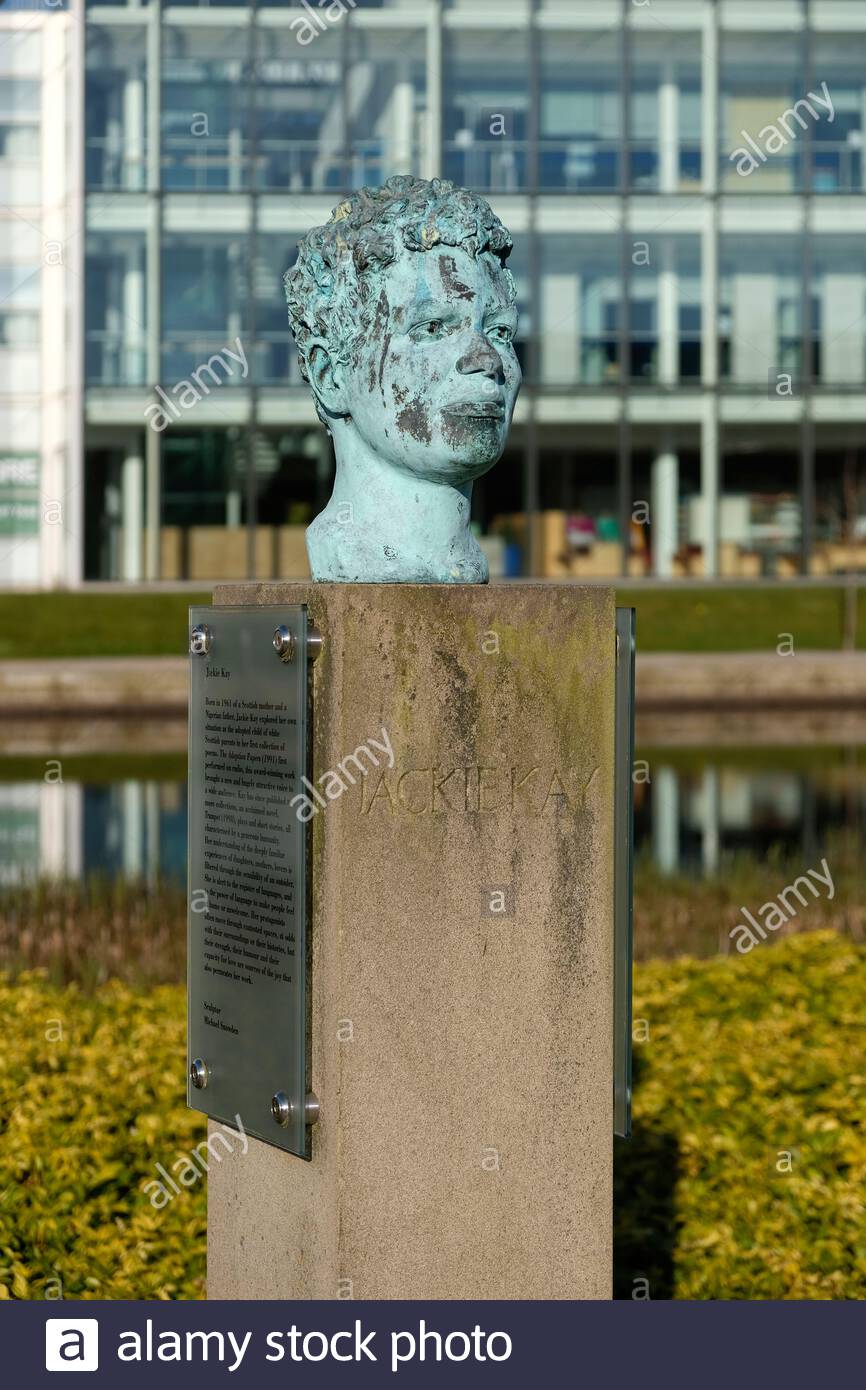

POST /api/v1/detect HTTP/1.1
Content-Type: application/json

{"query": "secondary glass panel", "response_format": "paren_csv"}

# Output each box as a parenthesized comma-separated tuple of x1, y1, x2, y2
(85, 231, 147, 386)
(539, 27, 621, 192)
(255, 25, 345, 192)
(346, 24, 426, 188)
(443, 28, 529, 191)
(86, 23, 148, 191)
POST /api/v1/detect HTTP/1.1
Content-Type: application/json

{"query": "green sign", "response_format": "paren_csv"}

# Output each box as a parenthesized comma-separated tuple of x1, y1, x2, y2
(0, 455, 39, 537)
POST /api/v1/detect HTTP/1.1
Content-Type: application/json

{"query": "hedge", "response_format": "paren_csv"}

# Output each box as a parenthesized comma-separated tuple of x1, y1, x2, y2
(2, 931, 865, 1299)
(616, 931, 866, 1298)
(0, 976, 205, 1300)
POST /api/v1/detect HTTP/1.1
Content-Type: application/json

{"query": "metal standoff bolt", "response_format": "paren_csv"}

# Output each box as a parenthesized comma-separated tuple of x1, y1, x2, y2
(189, 1058, 209, 1090)
(190, 624, 211, 656)
(271, 1091, 293, 1127)
(273, 625, 295, 663)
(307, 624, 323, 662)
(271, 1091, 320, 1128)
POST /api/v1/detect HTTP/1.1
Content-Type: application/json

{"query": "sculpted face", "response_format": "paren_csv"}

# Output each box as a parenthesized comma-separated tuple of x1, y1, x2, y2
(341, 245, 521, 485)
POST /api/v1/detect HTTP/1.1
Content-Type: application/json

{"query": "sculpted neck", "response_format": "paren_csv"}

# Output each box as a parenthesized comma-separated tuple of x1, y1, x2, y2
(306, 424, 488, 584)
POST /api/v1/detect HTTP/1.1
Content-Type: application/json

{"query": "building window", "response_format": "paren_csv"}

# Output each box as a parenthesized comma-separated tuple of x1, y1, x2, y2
(720, 236, 805, 386)
(161, 234, 247, 386)
(720, 35, 806, 193)
(810, 34, 866, 194)
(255, 27, 345, 192)
(85, 232, 147, 387)
(539, 28, 620, 192)
(443, 29, 529, 192)
(346, 25, 426, 188)
(162, 26, 250, 191)
(85, 25, 147, 191)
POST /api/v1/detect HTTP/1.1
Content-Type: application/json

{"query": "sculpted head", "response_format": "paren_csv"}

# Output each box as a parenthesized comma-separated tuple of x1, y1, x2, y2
(284, 176, 520, 488)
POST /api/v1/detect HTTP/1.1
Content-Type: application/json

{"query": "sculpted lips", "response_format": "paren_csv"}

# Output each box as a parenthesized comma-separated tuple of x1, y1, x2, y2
(441, 399, 506, 420)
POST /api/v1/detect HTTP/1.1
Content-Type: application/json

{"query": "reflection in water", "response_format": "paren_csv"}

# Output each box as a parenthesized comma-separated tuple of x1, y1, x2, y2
(0, 781, 187, 887)
(0, 750, 862, 885)
(635, 757, 864, 875)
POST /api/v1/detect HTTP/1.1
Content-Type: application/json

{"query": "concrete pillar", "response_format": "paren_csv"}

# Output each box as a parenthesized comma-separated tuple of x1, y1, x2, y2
(40, 15, 73, 589)
(700, 398, 720, 578)
(659, 58, 679, 193)
(228, 126, 243, 192)
(207, 581, 616, 1300)
(123, 73, 144, 190)
(424, 2, 442, 178)
(145, 782, 160, 888)
(732, 274, 775, 383)
(701, 765, 720, 875)
(121, 444, 143, 582)
(651, 437, 679, 576)
(822, 274, 864, 383)
(652, 765, 680, 875)
(64, 783, 83, 881)
(701, 1, 718, 197)
(658, 239, 678, 385)
(145, 3, 162, 582)
(701, 211, 718, 385)
(145, 422, 161, 581)
(540, 271, 580, 384)
(67, 1, 85, 586)
(123, 781, 143, 879)
(39, 782, 65, 878)
(391, 73, 415, 172)
(123, 255, 145, 384)
(226, 489, 242, 528)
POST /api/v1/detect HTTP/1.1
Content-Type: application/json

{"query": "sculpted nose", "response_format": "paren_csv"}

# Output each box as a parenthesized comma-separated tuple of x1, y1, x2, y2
(456, 334, 502, 378)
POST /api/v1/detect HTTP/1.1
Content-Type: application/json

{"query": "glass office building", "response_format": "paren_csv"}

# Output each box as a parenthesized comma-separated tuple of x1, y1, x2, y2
(6, 0, 866, 584)
(0, 0, 81, 585)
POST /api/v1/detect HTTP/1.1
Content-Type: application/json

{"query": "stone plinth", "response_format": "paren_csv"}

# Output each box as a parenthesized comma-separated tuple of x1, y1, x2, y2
(207, 582, 615, 1300)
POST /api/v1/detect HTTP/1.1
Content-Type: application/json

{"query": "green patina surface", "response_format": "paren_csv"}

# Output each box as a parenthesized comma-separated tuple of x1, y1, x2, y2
(284, 177, 522, 583)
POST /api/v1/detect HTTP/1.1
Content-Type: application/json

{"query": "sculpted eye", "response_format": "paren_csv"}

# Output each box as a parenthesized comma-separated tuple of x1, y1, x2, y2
(410, 318, 447, 340)
(489, 324, 514, 344)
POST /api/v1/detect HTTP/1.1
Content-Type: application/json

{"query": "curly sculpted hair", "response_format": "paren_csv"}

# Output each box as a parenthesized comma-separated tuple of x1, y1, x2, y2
(283, 175, 516, 407)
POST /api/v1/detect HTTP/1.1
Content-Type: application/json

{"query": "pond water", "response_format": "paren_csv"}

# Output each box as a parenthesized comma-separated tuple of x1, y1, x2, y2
(0, 738, 862, 886)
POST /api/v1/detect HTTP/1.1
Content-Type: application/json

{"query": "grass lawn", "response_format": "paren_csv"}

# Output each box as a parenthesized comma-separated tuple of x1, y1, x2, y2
(616, 584, 864, 652)
(0, 584, 861, 658)
(0, 592, 212, 661)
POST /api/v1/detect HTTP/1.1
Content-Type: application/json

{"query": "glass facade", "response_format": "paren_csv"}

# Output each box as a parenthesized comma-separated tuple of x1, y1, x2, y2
(79, 0, 866, 584)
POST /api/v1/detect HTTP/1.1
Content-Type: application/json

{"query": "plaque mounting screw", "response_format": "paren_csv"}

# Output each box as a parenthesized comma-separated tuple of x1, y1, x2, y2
(190, 624, 211, 656)
(189, 1058, 209, 1089)
(271, 1091, 292, 1127)
(273, 626, 295, 663)
(307, 624, 323, 662)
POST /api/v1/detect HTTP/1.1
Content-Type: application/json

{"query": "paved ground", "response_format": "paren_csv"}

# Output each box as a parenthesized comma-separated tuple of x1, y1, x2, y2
(2, 650, 866, 716)
(0, 657, 188, 716)
(635, 650, 866, 709)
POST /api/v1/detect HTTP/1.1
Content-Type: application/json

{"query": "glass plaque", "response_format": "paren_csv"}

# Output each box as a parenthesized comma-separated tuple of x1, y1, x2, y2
(187, 605, 311, 1158)
(614, 606, 635, 1141)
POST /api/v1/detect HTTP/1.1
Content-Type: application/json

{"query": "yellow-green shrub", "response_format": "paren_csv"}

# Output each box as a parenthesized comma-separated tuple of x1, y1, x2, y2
(616, 931, 866, 1298)
(3, 932, 865, 1300)
(0, 974, 204, 1300)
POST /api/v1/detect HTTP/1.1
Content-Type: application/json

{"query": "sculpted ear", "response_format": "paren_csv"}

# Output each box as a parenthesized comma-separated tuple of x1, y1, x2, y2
(307, 343, 347, 417)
